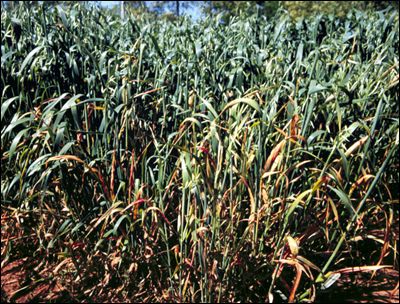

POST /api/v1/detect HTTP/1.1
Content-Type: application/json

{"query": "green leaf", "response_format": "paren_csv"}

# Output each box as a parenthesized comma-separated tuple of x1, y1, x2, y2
(284, 189, 313, 225)
(113, 215, 131, 235)
(9, 129, 30, 160)
(328, 185, 356, 216)
(1, 97, 19, 121)
(222, 98, 261, 114)
(18, 46, 43, 76)
(308, 80, 327, 95)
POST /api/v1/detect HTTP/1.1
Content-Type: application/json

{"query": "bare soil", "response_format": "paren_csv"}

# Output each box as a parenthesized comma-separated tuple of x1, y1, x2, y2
(1, 257, 77, 303)
(1, 257, 398, 303)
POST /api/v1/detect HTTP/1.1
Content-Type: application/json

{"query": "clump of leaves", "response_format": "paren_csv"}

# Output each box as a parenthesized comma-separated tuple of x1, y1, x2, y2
(1, 2, 398, 302)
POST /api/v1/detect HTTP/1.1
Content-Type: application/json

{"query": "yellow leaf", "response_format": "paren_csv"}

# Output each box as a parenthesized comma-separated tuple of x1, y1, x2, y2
(287, 236, 299, 257)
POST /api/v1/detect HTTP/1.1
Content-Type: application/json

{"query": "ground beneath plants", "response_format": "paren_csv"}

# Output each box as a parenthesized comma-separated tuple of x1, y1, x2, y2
(1, 257, 398, 303)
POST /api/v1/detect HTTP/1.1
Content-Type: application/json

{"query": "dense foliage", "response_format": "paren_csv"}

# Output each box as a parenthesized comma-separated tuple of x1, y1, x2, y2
(1, 3, 399, 302)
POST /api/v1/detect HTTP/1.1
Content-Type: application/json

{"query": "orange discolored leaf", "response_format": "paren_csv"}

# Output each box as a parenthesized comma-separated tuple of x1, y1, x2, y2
(289, 263, 302, 303)
(345, 135, 369, 157)
(349, 174, 374, 196)
(290, 114, 299, 139)
(264, 139, 286, 172)
(110, 149, 116, 201)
